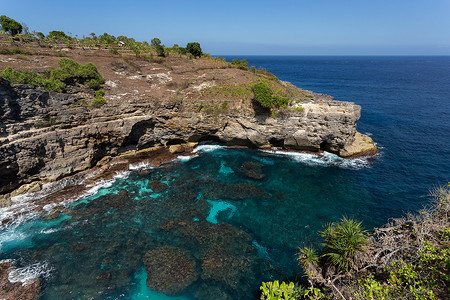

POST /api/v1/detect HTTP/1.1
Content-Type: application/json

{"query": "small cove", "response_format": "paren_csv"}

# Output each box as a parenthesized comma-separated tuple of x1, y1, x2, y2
(1, 56, 449, 299)
(0, 146, 380, 299)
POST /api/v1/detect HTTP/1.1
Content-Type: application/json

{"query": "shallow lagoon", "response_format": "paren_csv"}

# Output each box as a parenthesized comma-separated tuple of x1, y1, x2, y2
(0, 145, 381, 299)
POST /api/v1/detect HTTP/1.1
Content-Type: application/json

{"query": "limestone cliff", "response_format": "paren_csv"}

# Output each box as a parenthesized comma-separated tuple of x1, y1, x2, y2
(0, 76, 375, 194)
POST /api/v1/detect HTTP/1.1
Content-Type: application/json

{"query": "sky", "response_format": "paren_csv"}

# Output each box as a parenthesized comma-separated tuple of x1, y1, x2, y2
(2, 0, 450, 55)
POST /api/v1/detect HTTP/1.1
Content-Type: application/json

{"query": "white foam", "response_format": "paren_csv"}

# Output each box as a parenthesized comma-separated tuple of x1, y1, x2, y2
(0, 211, 40, 251)
(176, 154, 199, 162)
(8, 261, 53, 285)
(0, 196, 38, 225)
(83, 171, 130, 198)
(193, 144, 225, 153)
(40, 228, 59, 234)
(261, 149, 372, 170)
(129, 162, 153, 170)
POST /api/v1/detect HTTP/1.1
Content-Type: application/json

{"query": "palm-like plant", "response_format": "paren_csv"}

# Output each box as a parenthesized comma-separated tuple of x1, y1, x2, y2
(297, 246, 319, 270)
(320, 217, 368, 271)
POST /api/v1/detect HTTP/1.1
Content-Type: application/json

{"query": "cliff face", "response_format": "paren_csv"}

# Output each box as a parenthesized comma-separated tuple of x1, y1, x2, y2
(0, 77, 375, 194)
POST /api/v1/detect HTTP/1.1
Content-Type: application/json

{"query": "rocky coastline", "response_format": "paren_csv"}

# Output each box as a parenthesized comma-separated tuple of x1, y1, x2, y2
(0, 44, 376, 202)
(0, 81, 376, 199)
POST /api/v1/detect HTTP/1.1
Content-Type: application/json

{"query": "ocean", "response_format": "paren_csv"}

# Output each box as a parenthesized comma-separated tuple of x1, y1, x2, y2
(1, 56, 449, 299)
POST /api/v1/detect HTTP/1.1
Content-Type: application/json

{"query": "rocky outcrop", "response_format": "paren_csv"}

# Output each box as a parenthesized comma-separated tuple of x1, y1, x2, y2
(0, 262, 41, 300)
(0, 78, 375, 194)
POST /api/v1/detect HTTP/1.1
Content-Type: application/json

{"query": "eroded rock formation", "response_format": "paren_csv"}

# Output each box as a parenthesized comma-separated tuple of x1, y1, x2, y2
(0, 77, 376, 194)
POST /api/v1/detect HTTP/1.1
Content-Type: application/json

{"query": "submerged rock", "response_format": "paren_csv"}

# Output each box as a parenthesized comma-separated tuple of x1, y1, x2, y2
(240, 161, 267, 180)
(194, 283, 233, 300)
(201, 245, 256, 292)
(148, 180, 168, 193)
(143, 246, 198, 295)
(202, 181, 269, 201)
(0, 262, 41, 300)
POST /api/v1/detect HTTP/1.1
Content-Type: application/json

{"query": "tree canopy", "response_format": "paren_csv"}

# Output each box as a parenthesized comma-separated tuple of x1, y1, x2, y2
(47, 30, 71, 40)
(151, 38, 165, 57)
(0, 15, 22, 36)
(186, 42, 202, 58)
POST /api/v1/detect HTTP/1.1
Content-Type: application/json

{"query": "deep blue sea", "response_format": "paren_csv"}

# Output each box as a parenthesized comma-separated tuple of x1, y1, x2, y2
(0, 56, 449, 299)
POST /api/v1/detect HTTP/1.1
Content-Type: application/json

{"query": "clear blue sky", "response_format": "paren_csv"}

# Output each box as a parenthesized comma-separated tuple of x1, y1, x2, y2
(3, 0, 450, 55)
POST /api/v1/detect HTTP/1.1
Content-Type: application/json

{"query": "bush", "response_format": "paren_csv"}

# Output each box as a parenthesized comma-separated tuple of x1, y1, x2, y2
(51, 58, 105, 89)
(1, 58, 104, 92)
(260, 281, 304, 300)
(0, 15, 22, 36)
(251, 82, 289, 110)
(231, 58, 248, 69)
(48, 31, 71, 40)
(321, 217, 368, 271)
(98, 32, 116, 45)
(91, 96, 106, 107)
(151, 38, 165, 57)
(0, 47, 34, 55)
(186, 42, 202, 58)
(91, 89, 106, 107)
(251, 82, 274, 108)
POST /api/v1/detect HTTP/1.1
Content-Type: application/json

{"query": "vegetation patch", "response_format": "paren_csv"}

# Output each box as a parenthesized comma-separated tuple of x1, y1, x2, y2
(251, 82, 289, 109)
(0, 47, 34, 55)
(231, 58, 248, 69)
(0, 58, 104, 92)
(198, 82, 252, 99)
(91, 89, 106, 107)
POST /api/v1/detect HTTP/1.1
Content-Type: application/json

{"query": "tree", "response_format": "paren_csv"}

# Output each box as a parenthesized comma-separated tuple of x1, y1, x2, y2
(186, 42, 202, 58)
(0, 15, 23, 36)
(98, 32, 116, 45)
(151, 37, 165, 57)
(48, 31, 71, 40)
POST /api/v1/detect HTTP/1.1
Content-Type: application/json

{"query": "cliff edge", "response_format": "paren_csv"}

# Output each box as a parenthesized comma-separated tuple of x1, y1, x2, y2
(0, 45, 376, 194)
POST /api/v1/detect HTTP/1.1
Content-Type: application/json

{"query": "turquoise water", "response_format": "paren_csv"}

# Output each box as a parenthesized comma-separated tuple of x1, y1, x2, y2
(1, 56, 449, 299)
(0, 146, 379, 299)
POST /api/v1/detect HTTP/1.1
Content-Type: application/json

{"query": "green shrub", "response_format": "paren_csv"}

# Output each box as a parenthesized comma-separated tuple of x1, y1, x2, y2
(91, 89, 106, 107)
(231, 58, 248, 69)
(0, 15, 22, 36)
(50, 58, 104, 89)
(91, 96, 106, 107)
(321, 217, 368, 271)
(95, 89, 105, 98)
(260, 281, 304, 300)
(186, 42, 202, 58)
(274, 95, 289, 107)
(48, 30, 71, 40)
(1, 58, 104, 92)
(0, 47, 34, 55)
(297, 246, 319, 270)
(151, 38, 165, 57)
(251, 82, 274, 108)
(98, 32, 116, 45)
